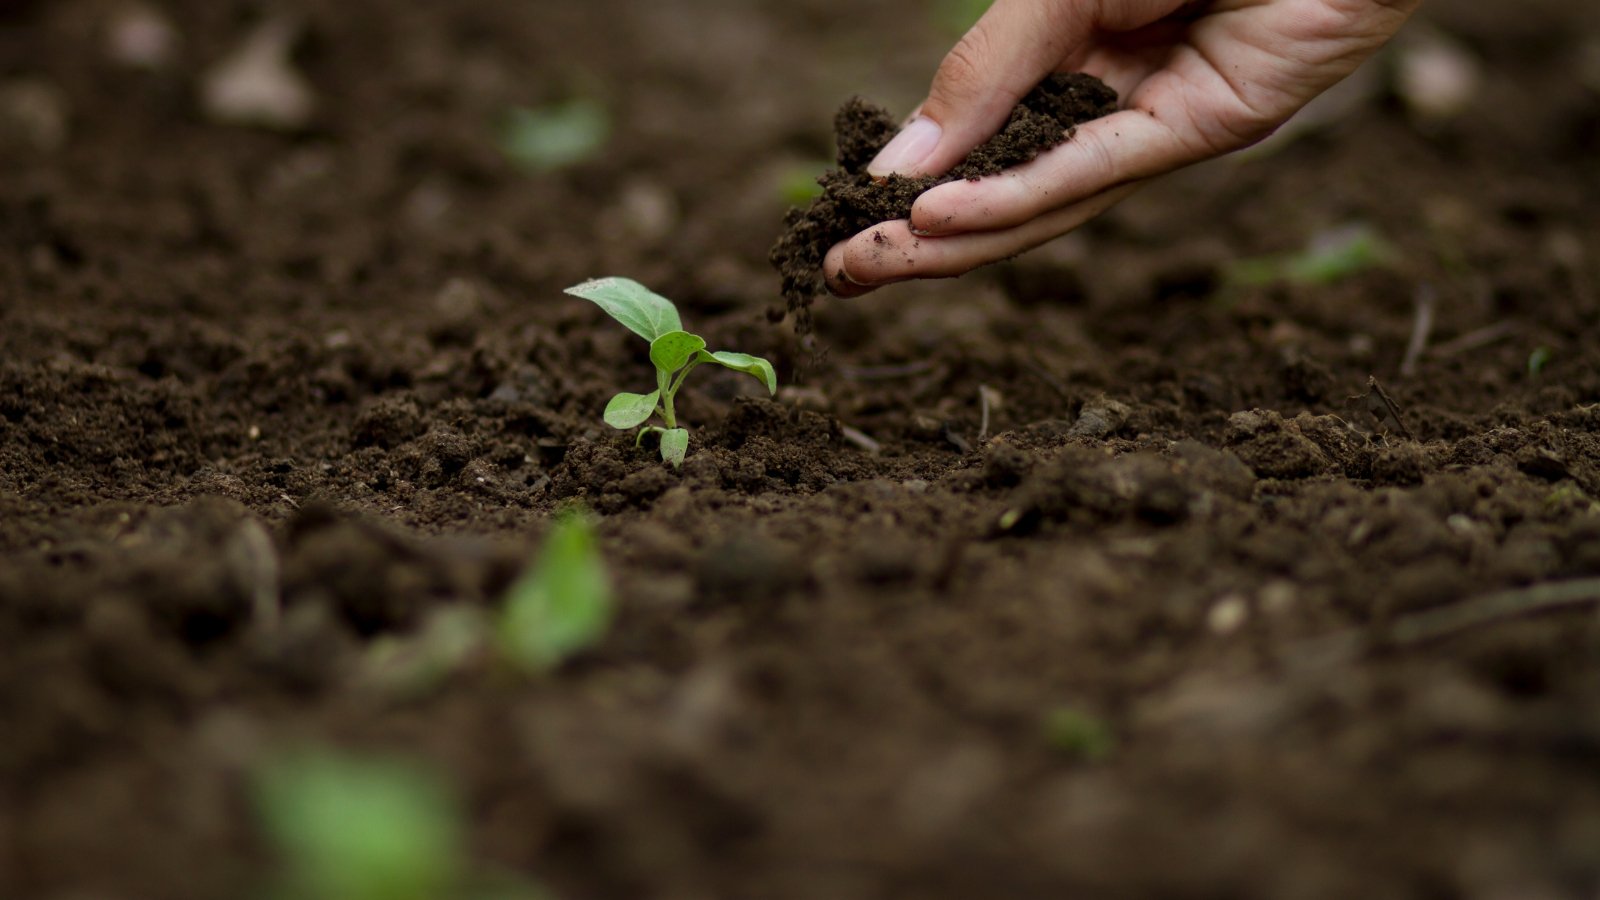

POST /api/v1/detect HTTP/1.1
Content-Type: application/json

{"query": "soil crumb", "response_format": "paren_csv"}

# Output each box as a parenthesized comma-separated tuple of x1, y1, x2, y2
(769, 73, 1118, 331)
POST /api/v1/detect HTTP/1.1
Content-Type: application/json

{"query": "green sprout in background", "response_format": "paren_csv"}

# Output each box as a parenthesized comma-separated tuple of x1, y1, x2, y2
(1224, 223, 1395, 289)
(1528, 346, 1554, 376)
(777, 160, 829, 206)
(498, 509, 612, 673)
(255, 749, 552, 900)
(254, 751, 462, 900)
(501, 97, 610, 172)
(565, 277, 777, 467)
(1042, 706, 1116, 762)
(361, 605, 490, 699)
(935, 0, 993, 35)
(359, 510, 616, 689)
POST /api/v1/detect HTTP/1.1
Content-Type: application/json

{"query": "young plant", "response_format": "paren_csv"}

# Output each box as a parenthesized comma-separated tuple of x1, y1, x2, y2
(254, 750, 462, 900)
(1224, 223, 1394, 289)
(565, 277, 777, 467)
(500, 97, 610, 172)
(254, 749, 552, 900)
(497, 510, 612, 673)
(1041, 706, 1116, 762)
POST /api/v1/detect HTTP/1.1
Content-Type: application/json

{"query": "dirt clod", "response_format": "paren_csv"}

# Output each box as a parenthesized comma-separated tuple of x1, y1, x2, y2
(770, 73, 1118, 330)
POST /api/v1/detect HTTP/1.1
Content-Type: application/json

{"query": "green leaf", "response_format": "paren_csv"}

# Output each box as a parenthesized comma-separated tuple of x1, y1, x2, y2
(361, 606, 488, 699)
(498, 512, 612, 673)
(777, 162, 827, 206)
(1284, 225, 1392, 285)
(658, 428, 689, 468)
(1529, 346, 1553, 376)
(603, 390, 659, 430)
(564, 277, 683, 342)
(649, 330, 707, 374)
(254, 751, 461, 900)
(1041, 707, 1115, 762)
(500, 99, 610, 172)
(699, 350, 778, 396)
(1223, 223, 1394, 289)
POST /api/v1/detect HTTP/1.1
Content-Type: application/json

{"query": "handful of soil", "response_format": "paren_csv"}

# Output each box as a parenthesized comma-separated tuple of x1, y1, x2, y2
(769, 73, 1119, 332)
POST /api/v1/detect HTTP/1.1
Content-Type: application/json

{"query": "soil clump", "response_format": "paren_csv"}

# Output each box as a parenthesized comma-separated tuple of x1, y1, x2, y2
(769, 73, 1118, 331)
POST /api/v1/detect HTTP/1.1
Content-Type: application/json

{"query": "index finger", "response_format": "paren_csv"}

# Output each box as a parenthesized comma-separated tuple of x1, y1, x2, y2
(824, 180, 1146, 296)
(909, 107, 1197, 237)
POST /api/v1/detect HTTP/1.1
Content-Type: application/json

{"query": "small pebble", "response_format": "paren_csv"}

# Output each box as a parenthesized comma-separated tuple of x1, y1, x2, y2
(107, 3, 178, 69)
(202, 19, 315, 130)
(0, 78, 68, 151)
(1207, 595, 1249, 635)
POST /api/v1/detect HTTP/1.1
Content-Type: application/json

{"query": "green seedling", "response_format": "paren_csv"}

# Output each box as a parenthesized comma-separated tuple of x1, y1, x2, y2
(362, 605, 490, 699)
(1042, 706, 1116, 762)
(254, 751, 462, 900)
(1224, 223, 1394, 289)
(777, 161, 829, 206)
(566, 276, 777, 467)
(501, 97, 609, 172)
(255, 750, 552, 900)
(1528, 346, 1554, 376)
(1545, 483, 1599, 515)
(498, 510, 612, 673)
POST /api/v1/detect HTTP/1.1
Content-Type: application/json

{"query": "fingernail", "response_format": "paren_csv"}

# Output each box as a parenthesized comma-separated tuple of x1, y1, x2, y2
(867, 116, 941, 177)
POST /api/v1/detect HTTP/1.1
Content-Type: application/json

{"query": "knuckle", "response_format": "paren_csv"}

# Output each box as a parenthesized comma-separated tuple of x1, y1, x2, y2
(911, 185, 959, 229)
(931, 30, 992, 105)
(1311, 0, 1418, 39)
(1222, 102, 1281, 145)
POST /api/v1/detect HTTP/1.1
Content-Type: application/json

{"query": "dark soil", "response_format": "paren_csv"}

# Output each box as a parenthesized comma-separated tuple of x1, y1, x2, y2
(5, 1, 1600, 898)
(770, 73, 1118, 330)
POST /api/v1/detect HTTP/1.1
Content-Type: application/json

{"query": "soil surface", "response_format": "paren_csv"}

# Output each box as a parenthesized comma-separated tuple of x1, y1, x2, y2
(4, 1, 1600, 898)
(770, 73, 1119, 328)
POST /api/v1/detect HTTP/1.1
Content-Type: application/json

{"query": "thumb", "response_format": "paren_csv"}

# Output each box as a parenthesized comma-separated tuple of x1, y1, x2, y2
(868, 0, 1086, 178)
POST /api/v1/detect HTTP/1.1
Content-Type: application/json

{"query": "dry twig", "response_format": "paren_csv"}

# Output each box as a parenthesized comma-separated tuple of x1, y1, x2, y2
(1297, 577, 1600, 668)
(977, 385, 1002, 441)
(1431, 321, 1518, 358)
(839, 425, 881, 455)
(1350, 376, 1414, 441)
(1400, 284, 1436, 377)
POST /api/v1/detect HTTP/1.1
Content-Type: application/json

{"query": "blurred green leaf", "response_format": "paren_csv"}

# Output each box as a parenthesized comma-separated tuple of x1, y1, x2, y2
(362, 606, 489, 699)
(501, 98, 609, 172)
(1528, 346, 1554, 376)
(255, 751, 461, 900)
(1224, 224, 1394, 289)
(499, 511, 612, 672)
(935, 0, 993, 35)
(777, 163, 827, 206)
(1042, 707, 1115, 762)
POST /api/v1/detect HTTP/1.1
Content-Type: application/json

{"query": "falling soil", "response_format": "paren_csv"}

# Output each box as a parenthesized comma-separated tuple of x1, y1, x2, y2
(769, 73, 1118, 331)
(5, 1, 1600, 899)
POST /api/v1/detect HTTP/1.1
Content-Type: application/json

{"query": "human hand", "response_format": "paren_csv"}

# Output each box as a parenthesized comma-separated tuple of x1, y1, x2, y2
(824, 0, 1421, 297)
